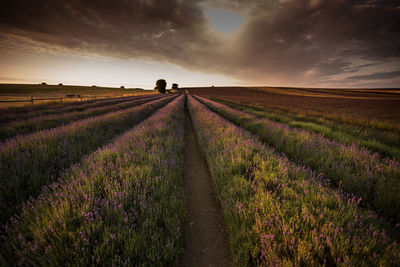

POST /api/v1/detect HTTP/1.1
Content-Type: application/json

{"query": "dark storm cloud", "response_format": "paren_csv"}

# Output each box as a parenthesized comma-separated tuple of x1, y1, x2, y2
(0, 0, 399, 86)
(347, 71, 400, 80)
(0, 0, 217, 67)
(222, 0, 400, 83)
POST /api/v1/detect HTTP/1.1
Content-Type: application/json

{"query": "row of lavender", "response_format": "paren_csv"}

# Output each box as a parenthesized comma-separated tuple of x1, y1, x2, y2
(0, 93, 158, 125)
(0, 95, 176, 224)
(195, 96, 400, 223)
(215, 99, 400, 161)
(1, 95, 186, 265)
(0, 94, 164, 141)
(187, 95, 400, 266)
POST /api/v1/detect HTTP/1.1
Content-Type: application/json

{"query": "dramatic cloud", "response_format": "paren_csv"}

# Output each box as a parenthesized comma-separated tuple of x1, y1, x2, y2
(347, 71, 400, 80)
(0, 0, 219, 68)
(224, 0, 400, 84)
(0, 0, 399, 87)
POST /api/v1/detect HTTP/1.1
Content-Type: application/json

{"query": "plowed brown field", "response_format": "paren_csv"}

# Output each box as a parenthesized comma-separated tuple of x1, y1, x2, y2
(184, 87, 400, 124)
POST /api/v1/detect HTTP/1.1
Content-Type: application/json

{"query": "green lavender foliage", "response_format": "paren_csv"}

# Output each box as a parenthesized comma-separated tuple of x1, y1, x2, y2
(212, 99, 400, 161)
(196, 96, 400, 223)
(0, 94, 163, 141)
(187, 95, 400, 266)
(1, 95, 186, 266)
(0, 95, 175, 224)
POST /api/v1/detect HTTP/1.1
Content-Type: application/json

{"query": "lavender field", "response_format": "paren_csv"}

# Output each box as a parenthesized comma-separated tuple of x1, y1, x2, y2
(0, 94, 164, 141)
(187, 95, 400, 265)
(1, 95, 185, 265)
(1, 92, 399, 266)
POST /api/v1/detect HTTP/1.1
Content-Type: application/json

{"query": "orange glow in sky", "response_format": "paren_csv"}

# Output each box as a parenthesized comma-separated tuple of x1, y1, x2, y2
(0, 51, 238, 89)
(0, 1, 399, 88)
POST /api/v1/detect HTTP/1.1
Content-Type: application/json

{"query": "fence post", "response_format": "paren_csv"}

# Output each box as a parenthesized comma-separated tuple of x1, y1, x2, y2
(30, 96, 34, 105)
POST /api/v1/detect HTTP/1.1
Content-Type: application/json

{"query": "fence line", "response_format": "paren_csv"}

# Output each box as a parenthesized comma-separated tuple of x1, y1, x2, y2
(0, 92, 157, 105)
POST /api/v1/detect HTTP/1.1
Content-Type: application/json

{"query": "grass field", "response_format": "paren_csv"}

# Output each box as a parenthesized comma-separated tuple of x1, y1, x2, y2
(0, 84, 156, 108)
(1, 86, 399, 265)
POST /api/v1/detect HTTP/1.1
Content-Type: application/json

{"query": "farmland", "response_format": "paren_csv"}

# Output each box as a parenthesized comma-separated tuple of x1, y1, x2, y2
(0, 84, 155, 108)
(186, 86, 400, 129)
(1, 86, 400, 265)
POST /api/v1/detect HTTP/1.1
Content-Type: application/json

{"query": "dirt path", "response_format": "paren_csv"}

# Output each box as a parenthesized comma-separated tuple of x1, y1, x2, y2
(182, 102, 232, 267)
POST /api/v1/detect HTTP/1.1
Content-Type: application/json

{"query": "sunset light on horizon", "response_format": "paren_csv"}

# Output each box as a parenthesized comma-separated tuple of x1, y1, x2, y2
(0, 0, 399, 88)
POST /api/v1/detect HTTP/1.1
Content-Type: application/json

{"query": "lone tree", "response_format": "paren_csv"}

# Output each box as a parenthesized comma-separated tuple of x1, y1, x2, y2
(172, 83, 178, 89)
(155, 79, 167, 93)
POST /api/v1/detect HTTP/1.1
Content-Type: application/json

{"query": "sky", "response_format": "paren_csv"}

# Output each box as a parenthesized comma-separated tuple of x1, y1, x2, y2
(0, 0, 399, 89)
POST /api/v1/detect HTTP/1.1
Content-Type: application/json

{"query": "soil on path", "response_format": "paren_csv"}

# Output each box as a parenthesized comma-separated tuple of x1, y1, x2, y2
(182, 102, 232, 267)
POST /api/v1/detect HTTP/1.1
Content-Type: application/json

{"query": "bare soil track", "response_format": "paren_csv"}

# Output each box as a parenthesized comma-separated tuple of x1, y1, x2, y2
(182, 101, 232, 267)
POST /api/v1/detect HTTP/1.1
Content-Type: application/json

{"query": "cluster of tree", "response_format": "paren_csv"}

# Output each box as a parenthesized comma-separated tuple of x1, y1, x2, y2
(154, 79, 179, 94)
(41, 82, 63, 86)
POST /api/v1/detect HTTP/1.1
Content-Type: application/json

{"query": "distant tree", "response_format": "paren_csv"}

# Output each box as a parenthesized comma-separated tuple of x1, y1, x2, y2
(58, 83, 63, 86)
(155, 79, 167, 94)
(92, 85, 97, 88)
(120, 86, 125, 89)
(172, 83, 178, 89)
(42, 82, 47, 85)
